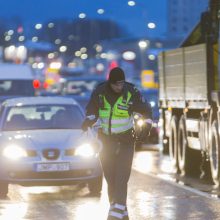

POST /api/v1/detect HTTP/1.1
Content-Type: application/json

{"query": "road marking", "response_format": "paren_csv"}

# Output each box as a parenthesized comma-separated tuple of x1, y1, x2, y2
(133, 167, 220, 201)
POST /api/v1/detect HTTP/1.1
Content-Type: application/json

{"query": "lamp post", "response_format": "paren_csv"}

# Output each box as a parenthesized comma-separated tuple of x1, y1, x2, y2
(138, 40, 148, 71)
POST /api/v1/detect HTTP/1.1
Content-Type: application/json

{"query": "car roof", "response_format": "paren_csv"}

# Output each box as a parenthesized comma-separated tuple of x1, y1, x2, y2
(2, 96, 80, 107)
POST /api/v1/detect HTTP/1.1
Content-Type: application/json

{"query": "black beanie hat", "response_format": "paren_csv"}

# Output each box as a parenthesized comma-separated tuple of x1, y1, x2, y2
(108, 67, 125, 84)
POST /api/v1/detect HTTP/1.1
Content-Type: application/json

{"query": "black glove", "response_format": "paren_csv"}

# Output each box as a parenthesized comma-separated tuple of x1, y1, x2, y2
(81, 119, 95, 131)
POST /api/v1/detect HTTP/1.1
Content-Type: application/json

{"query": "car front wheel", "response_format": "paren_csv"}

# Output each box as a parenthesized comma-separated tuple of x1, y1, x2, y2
(88, 175, 103, 195)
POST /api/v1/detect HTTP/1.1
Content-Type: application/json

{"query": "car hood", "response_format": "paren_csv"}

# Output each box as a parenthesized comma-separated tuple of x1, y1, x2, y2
(0, 129, 92, 150)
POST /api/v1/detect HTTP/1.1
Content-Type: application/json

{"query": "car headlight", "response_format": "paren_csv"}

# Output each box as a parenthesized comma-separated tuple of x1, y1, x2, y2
(75, 143, 95, 157)
(137, 118, 144, 127)
(3, 145, 27, 160)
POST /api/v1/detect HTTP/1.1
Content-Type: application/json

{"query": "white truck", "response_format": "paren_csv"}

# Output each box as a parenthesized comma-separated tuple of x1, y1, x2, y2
(158, 0, 220, 184)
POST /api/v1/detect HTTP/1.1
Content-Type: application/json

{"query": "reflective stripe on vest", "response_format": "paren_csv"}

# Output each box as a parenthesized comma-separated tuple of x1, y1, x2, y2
(99, 91, 133, 134)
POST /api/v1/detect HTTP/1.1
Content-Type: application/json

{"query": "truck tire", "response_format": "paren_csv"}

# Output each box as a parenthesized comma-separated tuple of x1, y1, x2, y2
(160, 111, 169, 154)
(169, 116, 179, 172)
(178, 116, 202, 177)
(210, 120, 220, 185)
(178, 116, 188, 175)
(178, 116, 195, 176)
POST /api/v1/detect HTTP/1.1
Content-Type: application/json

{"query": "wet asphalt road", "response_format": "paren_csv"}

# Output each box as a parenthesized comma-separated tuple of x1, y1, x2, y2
(1, 145, 220, 220)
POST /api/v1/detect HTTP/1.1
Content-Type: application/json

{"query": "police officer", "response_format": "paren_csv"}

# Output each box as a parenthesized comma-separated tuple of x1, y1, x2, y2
(81, 67, 152, 220)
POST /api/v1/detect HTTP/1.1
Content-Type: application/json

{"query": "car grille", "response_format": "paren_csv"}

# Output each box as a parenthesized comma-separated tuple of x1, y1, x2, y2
(10, 169, 93, 180)
(43, 149, 60, 160)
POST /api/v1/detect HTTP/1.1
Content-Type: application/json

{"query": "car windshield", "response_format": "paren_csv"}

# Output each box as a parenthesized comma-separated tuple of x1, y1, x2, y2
(2, 104, 84, 131)
(0, 80, 35, 96)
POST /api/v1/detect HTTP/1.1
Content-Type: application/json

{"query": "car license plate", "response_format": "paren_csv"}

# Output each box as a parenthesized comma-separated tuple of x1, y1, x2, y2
(35, 163, 70, 172)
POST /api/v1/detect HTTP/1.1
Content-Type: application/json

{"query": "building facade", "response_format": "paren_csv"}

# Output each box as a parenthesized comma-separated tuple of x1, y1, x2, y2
(167, 0, 208, 37)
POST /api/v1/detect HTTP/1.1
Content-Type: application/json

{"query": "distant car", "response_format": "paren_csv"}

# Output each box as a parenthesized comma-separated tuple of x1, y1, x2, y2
(0, 96, 103, 197)
(50, 75, 106, 110)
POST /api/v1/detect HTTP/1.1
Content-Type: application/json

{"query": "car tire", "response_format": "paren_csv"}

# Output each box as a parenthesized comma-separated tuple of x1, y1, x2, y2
(0, 182, 8, 198)
(88, 175, 103, 195)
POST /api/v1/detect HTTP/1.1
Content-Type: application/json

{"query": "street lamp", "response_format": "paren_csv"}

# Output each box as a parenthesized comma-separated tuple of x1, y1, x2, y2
(78, 13, 86, 19)
(138, 40, 149, 71)
(128, 1, 136, 6)
(35, 24, 42, 30)
(147, 22, 156, 29)
(97, 9, 105, 14)
(138, 40, 148, 49)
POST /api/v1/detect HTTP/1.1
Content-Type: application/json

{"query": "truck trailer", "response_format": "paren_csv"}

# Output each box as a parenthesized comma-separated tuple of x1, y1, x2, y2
(158, 0, 220, 184)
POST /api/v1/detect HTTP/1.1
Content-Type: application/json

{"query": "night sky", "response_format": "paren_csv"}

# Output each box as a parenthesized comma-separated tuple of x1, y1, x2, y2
(0, 0, 167, 38)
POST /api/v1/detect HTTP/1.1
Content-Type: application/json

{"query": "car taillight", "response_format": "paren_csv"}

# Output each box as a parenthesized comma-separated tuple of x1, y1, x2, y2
(33, 79, 41, 89)
(43, 81, 48, 89)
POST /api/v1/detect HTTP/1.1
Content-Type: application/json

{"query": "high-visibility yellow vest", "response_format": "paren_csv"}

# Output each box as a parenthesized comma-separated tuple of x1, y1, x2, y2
(98, 92, 133, 134)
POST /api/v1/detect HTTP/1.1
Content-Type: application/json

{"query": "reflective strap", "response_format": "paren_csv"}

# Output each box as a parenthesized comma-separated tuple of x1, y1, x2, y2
(100, 117, 133, 134)
(101, 118, 132, 124)
(111, 121, 133, 133)
(109, 211, 124, 219)
(114, 203, 126, 210)
(109, 204, 128, 219)
(102, 122, 133, 134)
(86, 115, 96, 120)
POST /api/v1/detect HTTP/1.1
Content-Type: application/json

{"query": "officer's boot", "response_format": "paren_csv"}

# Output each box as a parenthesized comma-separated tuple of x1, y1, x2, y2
(107, 203, 126, 220)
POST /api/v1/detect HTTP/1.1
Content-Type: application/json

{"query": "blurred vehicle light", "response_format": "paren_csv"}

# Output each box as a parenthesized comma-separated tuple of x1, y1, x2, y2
(3, 145, 27, 160)
(75, 143, 95, 157)
(137, 118, 144, 127)
(33, 79, 41, 89)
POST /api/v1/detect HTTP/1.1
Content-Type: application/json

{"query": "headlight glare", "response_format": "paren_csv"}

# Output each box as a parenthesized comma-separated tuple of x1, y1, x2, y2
(137, 119, 144, 127)
(75, 143, 95, 157)
(150, 101, 156, 107)
(3, 145, 27, 160)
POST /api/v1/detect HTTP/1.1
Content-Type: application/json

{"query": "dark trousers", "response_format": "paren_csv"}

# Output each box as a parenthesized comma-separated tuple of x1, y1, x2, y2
(99, 131, 134, 205)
